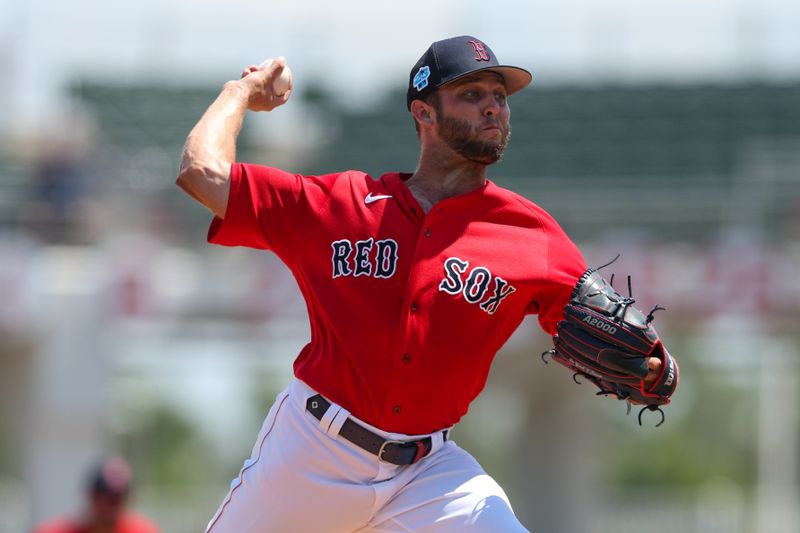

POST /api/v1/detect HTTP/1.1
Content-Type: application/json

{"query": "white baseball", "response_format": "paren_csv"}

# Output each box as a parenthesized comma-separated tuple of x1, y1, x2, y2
(259, 59, 292, 96)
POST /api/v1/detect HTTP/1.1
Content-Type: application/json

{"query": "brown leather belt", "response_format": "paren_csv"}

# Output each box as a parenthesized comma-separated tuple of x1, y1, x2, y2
(305, 394, 447, 466)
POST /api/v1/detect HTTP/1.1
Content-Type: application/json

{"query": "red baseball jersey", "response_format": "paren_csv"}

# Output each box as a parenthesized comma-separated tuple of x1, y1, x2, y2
(209, 163, 586, 434)
(32, 513, 160, 533)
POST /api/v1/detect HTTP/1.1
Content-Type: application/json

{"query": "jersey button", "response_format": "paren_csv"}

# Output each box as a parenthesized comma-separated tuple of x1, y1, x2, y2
(393, 405, 402, 415)
(410, 302, 418, 312)
(402, 353, 412, 364)
(424, 228, 431, 237)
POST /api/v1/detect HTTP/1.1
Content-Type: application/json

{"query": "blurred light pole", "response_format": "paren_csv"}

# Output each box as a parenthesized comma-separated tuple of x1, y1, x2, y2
(755, 339, 799, 533)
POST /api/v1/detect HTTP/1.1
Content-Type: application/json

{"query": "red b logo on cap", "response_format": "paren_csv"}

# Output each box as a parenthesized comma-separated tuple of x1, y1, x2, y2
(468, 40, 490, 61)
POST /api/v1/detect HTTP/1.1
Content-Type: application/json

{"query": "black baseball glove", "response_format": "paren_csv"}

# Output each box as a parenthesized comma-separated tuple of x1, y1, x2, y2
(543, 265, 679, 426)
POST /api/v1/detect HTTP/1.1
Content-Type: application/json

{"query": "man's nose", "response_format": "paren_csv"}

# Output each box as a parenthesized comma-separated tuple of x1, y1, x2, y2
(483, 97, 500, 117)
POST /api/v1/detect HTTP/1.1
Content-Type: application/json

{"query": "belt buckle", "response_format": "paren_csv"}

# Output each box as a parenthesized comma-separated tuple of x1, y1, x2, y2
(377, 440, 405, 464)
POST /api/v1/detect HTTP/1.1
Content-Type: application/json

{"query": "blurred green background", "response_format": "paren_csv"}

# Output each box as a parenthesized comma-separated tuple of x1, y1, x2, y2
(1, 1, 799, 532)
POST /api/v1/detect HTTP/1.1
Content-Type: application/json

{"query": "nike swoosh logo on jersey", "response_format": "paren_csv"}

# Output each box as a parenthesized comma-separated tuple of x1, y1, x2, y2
(364, 192, 393, 205)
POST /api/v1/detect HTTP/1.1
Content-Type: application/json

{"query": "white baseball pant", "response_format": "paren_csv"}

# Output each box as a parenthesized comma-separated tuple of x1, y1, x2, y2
(205, 379, 529, 533)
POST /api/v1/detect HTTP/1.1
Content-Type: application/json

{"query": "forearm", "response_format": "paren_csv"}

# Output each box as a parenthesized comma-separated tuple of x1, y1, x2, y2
(176, 81, 250, 217)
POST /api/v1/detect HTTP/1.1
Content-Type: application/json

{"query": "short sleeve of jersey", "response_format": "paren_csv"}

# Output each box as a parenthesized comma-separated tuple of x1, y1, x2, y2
(528, 211, 586, 335)
(207, 162, 334, 259)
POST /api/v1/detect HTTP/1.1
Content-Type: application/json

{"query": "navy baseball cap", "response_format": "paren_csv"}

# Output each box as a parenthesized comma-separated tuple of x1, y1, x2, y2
(88, 457, 132, 496)
(407, 35, 532, 110)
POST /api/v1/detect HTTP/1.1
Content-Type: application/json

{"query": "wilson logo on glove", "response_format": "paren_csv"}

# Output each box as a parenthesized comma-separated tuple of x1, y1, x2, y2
(664, 365, 676, 387)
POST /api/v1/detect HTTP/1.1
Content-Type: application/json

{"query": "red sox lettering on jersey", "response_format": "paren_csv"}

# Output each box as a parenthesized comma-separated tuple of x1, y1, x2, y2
(438, 257, 516, 315)
(331, 238, 399, 279)
(330, 241, 516, 315)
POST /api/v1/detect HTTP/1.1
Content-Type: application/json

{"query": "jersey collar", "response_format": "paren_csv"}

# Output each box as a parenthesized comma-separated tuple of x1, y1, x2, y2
(380, 172, 494, 220)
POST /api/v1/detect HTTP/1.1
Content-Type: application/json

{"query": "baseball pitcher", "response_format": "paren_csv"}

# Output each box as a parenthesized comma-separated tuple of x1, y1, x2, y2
(176, 35, 678, 533)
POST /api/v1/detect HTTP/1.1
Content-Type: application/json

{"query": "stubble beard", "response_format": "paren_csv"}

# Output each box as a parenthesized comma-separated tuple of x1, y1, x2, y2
(436, 113, 511, 165)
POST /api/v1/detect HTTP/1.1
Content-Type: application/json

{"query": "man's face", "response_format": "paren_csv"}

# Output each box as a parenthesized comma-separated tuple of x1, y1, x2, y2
(432, 72, 511, 165)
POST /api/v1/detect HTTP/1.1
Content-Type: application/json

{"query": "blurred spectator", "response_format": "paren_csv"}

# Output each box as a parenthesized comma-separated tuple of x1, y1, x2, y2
(31, 457, 159, 533)
(20, 143, 87, 243)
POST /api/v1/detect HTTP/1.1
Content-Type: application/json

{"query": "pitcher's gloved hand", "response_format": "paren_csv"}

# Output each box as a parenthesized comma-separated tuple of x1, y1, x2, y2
(543, 267, 679, 426)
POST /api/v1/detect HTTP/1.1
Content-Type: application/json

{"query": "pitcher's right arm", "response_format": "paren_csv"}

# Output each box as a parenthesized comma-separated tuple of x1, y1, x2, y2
(176, 57, 292, 218)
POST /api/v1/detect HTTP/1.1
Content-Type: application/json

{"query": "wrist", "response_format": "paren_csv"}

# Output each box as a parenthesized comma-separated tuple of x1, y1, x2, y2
(222, 80, 251, 106)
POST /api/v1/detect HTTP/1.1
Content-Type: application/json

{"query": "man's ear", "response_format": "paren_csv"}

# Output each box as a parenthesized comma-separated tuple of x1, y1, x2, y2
(411, 99, 435, 126)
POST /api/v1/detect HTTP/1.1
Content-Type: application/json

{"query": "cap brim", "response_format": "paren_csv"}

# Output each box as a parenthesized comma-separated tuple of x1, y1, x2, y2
(440, 65, 532, 96)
